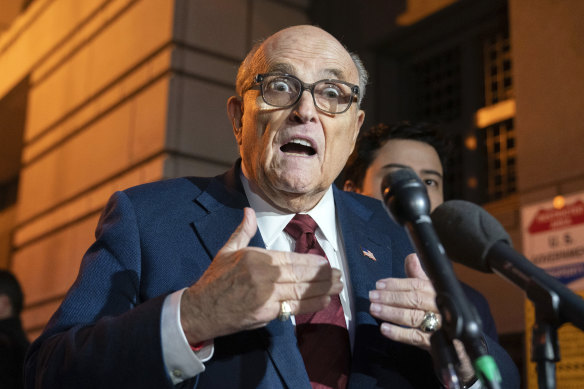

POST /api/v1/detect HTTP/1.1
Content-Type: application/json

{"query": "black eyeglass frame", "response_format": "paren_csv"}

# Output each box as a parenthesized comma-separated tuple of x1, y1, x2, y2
(247, 73, 360, 114)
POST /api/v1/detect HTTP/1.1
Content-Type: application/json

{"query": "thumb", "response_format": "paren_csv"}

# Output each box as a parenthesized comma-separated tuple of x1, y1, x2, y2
(404, 253, 430, 280)
(220, 207, 258, 253)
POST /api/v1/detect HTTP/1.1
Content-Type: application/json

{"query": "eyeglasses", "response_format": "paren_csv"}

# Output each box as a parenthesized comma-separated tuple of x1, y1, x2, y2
(247, 73, 360, 114)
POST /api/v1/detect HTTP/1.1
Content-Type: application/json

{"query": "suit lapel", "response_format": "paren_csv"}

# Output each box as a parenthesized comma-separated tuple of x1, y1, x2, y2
(334, 187, 394, 326)
(192, 164, 263, 257)
(334, 189, 397, 389)
(191, 163, 311, 388)
(263, 320, 312, 388)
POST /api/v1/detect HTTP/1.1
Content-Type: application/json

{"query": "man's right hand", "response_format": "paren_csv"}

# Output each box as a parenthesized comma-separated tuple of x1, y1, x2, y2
(179, 207, 342, 345)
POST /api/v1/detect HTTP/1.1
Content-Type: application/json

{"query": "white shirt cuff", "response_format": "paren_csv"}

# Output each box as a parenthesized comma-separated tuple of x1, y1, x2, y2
(161, 288, 214, 384)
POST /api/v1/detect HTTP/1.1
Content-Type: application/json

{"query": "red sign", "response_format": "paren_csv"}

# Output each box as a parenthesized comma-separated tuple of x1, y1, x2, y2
(528, 200, 584, 233)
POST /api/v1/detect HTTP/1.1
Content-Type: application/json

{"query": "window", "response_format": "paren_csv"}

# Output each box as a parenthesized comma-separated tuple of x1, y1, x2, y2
(411, 47, 462, 122)
(483, 30, 513, 106)
(483, 118, 516, 201)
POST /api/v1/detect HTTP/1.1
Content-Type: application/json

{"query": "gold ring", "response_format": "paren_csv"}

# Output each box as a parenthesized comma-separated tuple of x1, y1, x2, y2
(419, 311, 440, 332)
(278, 301, 291, 322)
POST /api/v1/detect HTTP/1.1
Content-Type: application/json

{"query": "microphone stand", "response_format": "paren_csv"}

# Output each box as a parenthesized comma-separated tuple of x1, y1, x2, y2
(382, 169, 502, 389)
(489, 244, 562, 389)
(430, 329, 462, 388)
(432, 200, 584, 389)
(530, 287, 560, 389)
(408, 220, 502, 389)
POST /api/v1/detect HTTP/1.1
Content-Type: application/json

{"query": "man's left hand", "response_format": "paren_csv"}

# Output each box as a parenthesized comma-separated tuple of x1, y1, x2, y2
(369, 253, 437, 350)
(369, 253, 476, 383)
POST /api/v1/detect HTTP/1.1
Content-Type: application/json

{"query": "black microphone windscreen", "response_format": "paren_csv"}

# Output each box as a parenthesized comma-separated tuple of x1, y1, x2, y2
(381, 168, 422, 200)
(381, 168, 430, 225)
(381, 167, 418, 188)
(430, 200, 512, 273)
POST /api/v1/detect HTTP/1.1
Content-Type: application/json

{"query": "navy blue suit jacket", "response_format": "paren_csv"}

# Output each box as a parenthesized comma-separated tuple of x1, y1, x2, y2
(25, 163, 519, 388)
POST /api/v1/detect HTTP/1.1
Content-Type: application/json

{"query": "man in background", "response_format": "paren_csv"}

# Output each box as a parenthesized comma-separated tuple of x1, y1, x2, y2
(0, 269, 30, 389)
(342, 121, 511, 383)
(343, 121, 449, 211)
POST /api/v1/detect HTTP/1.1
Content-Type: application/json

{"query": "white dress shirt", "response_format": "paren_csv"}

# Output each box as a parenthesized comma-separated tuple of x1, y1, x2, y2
(241, 175, 355, 334)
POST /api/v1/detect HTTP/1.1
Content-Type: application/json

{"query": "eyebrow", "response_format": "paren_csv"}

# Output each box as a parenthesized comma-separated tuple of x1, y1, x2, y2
(267, 63, 347, 81)
(268, 63, 296, 75)
(323, 68, 346, 80)
(381, 163, 443, 179)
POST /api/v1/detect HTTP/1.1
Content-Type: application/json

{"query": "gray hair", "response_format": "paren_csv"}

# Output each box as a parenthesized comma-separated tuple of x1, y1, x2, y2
(235, 41, 369, 106)
(235, 41, 265, 98)
(349, 51, 368, 105)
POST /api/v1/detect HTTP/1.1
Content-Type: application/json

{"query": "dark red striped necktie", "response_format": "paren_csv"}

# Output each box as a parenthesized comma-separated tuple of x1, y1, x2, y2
(284, 214, 350, 389)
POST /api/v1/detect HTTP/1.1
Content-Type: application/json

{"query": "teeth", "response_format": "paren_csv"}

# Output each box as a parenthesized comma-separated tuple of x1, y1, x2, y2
(290, 139, 312, 148)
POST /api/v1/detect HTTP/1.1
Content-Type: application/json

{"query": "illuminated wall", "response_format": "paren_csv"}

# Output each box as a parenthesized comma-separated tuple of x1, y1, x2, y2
(510, 0, 584, 197)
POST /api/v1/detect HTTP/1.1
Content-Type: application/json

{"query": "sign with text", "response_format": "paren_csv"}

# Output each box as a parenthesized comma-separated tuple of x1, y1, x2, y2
(521, 191, 584, 388)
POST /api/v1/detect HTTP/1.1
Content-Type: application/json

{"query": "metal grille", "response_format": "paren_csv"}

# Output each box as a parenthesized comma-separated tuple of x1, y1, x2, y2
(483, 118, 516, 201)
(483, 31, 513, 105)
(411, 47, 462, 121)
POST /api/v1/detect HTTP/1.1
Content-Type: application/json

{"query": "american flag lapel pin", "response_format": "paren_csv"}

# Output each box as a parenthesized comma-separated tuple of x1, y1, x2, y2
(361, 247, 377, 261)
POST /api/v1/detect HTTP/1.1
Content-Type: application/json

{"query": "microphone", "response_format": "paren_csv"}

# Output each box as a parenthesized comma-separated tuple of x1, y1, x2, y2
(431, 199, 584, 331)
(381, 169, 472, 331)
(381, 168, 502, 389)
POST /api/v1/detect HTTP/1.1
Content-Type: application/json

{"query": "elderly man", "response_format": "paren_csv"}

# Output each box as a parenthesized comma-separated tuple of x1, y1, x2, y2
(25, 26, 518, 389)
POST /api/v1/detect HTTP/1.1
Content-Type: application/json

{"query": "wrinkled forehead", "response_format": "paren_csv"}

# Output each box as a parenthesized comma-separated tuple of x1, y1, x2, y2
(256, 29, 358, 83)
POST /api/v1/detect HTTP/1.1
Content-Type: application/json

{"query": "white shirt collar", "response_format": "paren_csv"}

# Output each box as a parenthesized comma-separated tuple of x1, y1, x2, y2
(240, 173, 338, 251)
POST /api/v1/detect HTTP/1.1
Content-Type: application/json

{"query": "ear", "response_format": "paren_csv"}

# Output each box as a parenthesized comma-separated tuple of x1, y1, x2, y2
(227, 96, 244, 145)
(343, 180, 360, 193)
(352, 109, 365, 143)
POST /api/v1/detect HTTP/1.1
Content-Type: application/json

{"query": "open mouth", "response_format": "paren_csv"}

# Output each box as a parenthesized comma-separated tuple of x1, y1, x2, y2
(280, 139, 316, 156)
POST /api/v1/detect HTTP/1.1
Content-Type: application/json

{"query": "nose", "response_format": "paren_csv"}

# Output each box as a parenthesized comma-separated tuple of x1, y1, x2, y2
(289, 89, 318, 123)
